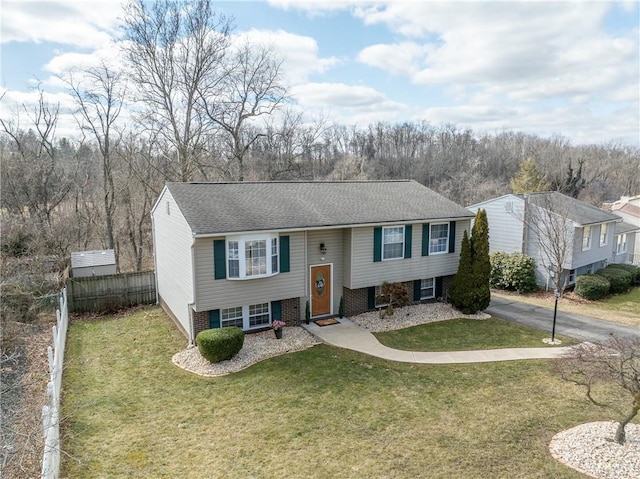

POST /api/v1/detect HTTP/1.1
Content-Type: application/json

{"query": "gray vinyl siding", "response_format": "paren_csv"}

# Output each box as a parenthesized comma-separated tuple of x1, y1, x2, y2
(343, 229, 353, 287)
(467, 196, 524, 254)
(306, 229, 344, 315)
(193, 231, 306, 311)
(348, 220, 470, 289)
(152, 189, 195, 334)
(571, 222, 616, 269)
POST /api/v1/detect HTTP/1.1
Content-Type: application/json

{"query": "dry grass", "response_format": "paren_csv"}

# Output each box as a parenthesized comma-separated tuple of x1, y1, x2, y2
(57, 306, 623, 478)
(493, 287, 640, 328)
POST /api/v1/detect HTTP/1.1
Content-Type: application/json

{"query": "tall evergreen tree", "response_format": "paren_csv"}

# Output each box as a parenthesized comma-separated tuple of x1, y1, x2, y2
(450, 230, 476, 314)
(510, 157, 550, 193)
(471, 209, 491, 311)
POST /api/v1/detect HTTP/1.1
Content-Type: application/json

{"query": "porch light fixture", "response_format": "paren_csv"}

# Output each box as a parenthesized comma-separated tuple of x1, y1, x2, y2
(319, 242, 327, 260)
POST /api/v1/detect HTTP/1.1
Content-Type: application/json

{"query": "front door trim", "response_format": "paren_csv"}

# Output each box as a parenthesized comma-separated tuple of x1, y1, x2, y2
(309, 263, 333, 318)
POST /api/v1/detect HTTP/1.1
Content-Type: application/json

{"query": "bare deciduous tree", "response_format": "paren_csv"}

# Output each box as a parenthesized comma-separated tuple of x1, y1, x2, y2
(63, 59, 126, 258)
(555, 338, 640, 444)
(201, 41, 288, 181)
(121, 0, 232, 181)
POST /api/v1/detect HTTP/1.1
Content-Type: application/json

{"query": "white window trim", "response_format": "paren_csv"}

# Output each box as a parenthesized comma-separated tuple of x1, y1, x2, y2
(221, 306, 243, 328)
(382, 225, 405, 261)
(374, 285, 388, 308)
(616, 234, 627, 254)
(420, 278, 435, 300)
(226, 233, 279, 280)
(599, 224, 608, 247)
(429, 222, 450, 255)
(582, 226, 592, 251)
(221, 303, 271, 330)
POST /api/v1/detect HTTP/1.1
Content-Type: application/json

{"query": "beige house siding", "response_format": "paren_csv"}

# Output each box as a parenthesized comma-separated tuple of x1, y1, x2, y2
(193, 231, 306, 312)
(306, 228, 345, 315)
(348, 220, 470, 289)
(152, 189, 195, 335)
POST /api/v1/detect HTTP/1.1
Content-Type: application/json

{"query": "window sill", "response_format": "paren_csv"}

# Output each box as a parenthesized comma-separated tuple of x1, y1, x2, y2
(227, 272, 279, 280)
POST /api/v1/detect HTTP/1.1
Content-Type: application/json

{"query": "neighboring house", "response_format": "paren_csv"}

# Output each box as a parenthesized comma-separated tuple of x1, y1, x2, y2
(467, 192, 622, 288)
(70, 249, 117, 277)
(604, 195, 640, 265)
(151, 180, 474, 343)
(611, 221, 639, 265)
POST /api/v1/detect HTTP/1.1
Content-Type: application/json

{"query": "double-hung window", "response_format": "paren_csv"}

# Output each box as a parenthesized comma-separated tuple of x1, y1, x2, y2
(420, 278, 435, 299)
(382, 226, 404, 260)
(429, 223, 449, 254)
(249, 303, 270, 327)
(616, 234, 627, 254)
(221, 306, 243, 328)
(582, 226, 592, 251)
(599, 224, 608, 247)
(226, 233, 279, 279)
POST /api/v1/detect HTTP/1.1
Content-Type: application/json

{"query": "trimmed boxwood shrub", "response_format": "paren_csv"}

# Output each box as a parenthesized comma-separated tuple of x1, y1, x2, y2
(489, 252, 538, 293)
(595, 266, 632, 294)
(575, 274, 610, 300)
(607, 263, 640, 285)
(196, 327, 244, 363)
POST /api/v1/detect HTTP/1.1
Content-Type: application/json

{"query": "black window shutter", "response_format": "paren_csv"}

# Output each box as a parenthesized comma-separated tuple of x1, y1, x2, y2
(404, 225, 412, 258)
(373, 227, 382, 262)
(367, 287, 376, 309)
(209, 309, 220, 329)
(422, 223, 430, 256)
(413, 280, 421, 301)
(271, 301, 282, 321)
(213, 240, 226, 279)
(436, 277, 443, 299)
(448, 221, 456, 253)
(279, 236, 290, 273)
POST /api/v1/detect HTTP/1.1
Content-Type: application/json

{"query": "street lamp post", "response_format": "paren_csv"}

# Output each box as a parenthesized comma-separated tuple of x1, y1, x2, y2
(552, 288, 560, 343)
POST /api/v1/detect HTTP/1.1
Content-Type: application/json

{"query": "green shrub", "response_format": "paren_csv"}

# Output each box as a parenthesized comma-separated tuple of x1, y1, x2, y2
(196, 327, 244, 363)
(595, 266, 632, 294)
(490, 252, 538, 293)
(575, 274, 610, 300)
(607, 263, 640, 285)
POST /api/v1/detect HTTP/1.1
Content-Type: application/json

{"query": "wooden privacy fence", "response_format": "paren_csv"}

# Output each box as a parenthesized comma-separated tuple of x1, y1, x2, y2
(65, 271, 156, 313)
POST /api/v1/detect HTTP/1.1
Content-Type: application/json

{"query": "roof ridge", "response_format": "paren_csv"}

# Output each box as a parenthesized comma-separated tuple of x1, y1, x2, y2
(168, 179, 413, 186)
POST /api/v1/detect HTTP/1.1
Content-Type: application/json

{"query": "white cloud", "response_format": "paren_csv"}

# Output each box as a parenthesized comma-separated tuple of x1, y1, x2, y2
(236, 29, 339, 85)
(1, 0, 123, 49)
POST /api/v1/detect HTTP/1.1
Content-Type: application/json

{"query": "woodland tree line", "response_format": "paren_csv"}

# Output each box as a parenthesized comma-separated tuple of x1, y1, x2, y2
(1, 0, 639, 290)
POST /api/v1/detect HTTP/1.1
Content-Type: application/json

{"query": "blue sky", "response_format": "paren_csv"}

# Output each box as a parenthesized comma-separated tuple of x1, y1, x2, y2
(1, 0, 639, 146)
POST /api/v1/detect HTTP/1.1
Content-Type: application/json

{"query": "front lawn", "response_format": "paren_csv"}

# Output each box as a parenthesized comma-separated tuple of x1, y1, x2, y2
(62, 307, 605, 478)
(375, 317, 574, 351)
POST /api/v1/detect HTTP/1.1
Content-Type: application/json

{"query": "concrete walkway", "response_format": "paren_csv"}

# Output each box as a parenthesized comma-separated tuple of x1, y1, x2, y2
(301, 317, 570, 364)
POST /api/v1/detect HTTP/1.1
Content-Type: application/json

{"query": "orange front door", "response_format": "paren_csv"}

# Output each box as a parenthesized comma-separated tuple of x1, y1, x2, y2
(311, 264, 332, 317)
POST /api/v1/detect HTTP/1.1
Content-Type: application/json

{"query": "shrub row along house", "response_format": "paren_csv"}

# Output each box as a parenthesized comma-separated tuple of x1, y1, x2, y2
(467, 192, 639, 290)
(151, 180, 473, 341)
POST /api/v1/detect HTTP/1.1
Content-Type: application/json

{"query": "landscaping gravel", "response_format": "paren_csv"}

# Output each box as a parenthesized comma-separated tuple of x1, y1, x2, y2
(549, 421, 640, 479)
(172, 326, 321, 377)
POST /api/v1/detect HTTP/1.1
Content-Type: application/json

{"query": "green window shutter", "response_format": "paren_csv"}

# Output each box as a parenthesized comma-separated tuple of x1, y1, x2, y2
(209, 309, 220, 329)
(373, 227, 382, 262)
(422, 223, 430, 256)
(436, 277, 443, 299)
(279, 236, 290, 273)
(213, 240, 226, 279)
(404, 225, 412, 258)
(413, 280, 421, 301)
(448, 221, 456, 253)
(271, 301, 282, 321)
(367, 287, 376, 309)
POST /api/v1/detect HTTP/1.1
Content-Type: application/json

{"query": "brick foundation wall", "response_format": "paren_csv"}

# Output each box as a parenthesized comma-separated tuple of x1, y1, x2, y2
(343, 287, 369, 317)
(282, 297, 301, 326)
(192, 310, 209, 338)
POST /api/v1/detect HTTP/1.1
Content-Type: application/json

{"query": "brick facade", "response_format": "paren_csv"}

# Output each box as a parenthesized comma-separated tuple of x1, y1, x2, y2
(343, 286, 369, 317)
(282, 297, 301, 326)
(192, 310, 209, 338)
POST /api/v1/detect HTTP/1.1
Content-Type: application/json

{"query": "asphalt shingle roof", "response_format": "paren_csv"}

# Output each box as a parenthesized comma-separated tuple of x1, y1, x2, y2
(526, 192, 621, 226)
(165, 180, 474, 235)
(71, 249, 116, 268)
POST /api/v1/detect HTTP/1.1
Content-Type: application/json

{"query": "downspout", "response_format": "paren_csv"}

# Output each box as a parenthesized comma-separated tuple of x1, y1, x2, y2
(188, 234, 197, 346)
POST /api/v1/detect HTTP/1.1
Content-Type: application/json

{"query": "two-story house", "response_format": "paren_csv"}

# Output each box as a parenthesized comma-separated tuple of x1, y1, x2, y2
(151, 180, 474, 343)
(604, 195, 640, 265)
(467, 192, 622, 289)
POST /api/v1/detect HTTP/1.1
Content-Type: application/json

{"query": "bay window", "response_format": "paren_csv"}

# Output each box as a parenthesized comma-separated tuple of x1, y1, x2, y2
(226, 233, 279, 279)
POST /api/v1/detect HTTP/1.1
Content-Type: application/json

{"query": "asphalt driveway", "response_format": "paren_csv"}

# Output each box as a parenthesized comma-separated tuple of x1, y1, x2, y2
(487, 296, 640, 342)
